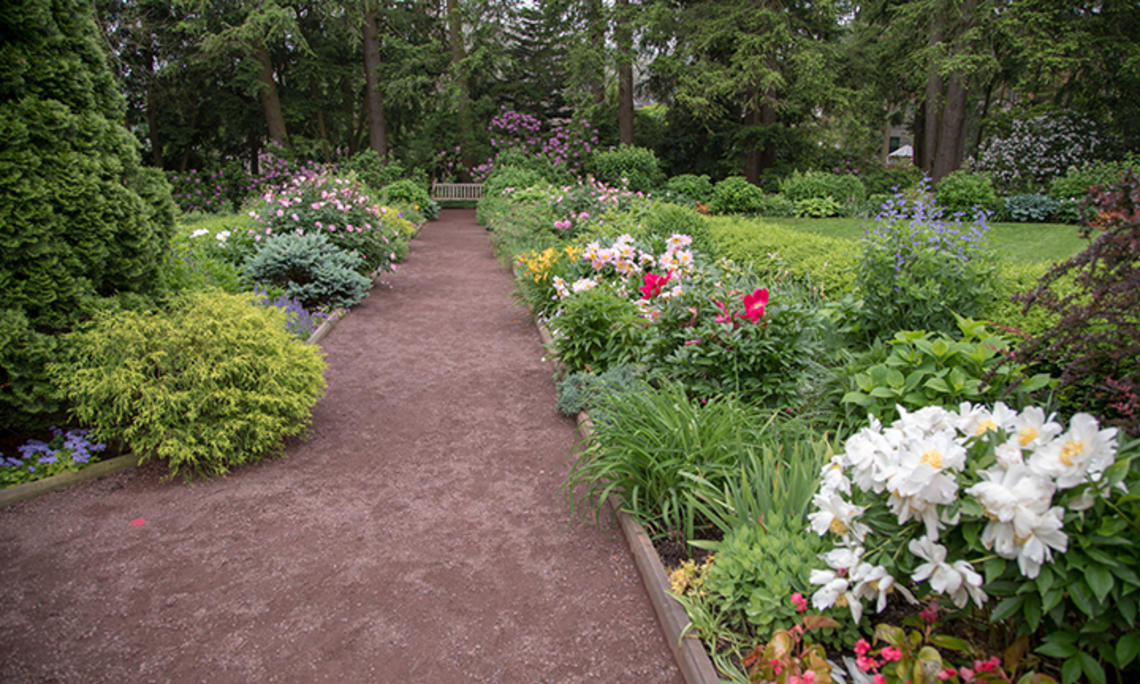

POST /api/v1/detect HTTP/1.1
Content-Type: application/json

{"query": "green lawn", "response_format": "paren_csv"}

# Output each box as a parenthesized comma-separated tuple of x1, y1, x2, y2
(765, 216, 1090, 265)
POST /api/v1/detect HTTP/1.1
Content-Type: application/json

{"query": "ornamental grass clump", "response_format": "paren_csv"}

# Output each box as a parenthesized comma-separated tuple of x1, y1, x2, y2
(50, 292, 327, 479)
(857, 188, 997, 340)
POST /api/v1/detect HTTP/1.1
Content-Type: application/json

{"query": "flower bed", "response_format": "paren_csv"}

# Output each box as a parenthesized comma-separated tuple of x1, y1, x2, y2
(484, 163, 1140, 684)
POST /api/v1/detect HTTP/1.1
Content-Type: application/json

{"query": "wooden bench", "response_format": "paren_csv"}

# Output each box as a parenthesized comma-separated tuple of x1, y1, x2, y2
(430, 182, 483, 202)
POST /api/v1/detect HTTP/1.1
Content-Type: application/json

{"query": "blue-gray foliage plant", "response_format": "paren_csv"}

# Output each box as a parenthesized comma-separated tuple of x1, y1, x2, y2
(857, 182, 997, 340)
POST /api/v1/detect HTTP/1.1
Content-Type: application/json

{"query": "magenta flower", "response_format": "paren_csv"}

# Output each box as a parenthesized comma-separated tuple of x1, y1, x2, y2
(639, 271, 673, 299)
(741, 288, 769, 323)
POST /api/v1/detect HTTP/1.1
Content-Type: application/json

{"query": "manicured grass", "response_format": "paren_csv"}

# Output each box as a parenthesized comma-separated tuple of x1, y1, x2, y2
(765, 216, 1090, 264)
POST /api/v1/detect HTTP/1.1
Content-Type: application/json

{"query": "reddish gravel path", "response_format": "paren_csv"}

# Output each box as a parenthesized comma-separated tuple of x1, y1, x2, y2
(0, 210, 681, 683)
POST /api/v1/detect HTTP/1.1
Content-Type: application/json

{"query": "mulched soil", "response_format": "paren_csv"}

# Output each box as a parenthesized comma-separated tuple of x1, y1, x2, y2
(0, 210, 681, 683)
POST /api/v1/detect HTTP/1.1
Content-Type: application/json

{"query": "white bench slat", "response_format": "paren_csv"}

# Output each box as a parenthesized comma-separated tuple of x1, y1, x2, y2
(431, 183, 484, 201)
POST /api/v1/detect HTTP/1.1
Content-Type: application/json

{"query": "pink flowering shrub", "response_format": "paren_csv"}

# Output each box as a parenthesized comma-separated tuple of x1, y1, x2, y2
(248, 171, 411, 275)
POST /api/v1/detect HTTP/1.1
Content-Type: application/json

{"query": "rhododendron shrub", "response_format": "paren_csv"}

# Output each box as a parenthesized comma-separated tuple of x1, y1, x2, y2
(248, 171, 411, 276)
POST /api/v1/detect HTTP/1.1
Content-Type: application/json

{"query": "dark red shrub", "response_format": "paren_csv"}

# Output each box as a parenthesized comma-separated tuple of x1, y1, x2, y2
(1013, 169, 1140, 437)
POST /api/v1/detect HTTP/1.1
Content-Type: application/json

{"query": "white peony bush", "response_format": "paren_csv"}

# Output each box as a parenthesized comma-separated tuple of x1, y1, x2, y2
(806, 402, 1120, 624)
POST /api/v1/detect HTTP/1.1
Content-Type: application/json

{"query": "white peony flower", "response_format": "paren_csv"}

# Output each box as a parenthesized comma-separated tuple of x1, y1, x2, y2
(808, 491, 869, 541)
(1011, 406, 1063, 450)
(1028, 413, 1117, 489)
(968, 466, 1067, 578)
(908, 536, 987, 608)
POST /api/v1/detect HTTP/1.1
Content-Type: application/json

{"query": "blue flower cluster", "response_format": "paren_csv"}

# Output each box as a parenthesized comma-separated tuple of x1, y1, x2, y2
(2, 427, 107, 475)
(251, 286, 335, 341)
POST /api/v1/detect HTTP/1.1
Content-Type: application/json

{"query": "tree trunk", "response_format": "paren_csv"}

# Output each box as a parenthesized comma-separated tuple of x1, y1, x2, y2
(932, 71, 968, 181)
(362, 10, 388, 158)
(921, 17, 943, 173)
(616, 0, 634, 145)
(448, 0, 474, 176)
(309, 76, 332, 163)
(742, 99, 759, 184)
(254, 44, 287, 145)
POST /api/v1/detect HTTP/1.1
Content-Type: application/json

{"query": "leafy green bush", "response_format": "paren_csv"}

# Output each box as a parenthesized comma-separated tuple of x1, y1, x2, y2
(779, 170, 867, 206)
(381, 179, 438, 219)
(549, 286, 646, 373)
(664, 174, 715, 205)
(1005, 193, 1060, 222)
(839, 317, 1052, 426)
(51, 292, 327, 479)
(860, 164, 924, 196)
(793, 196, 842, 218)
(590, 145, 665, 193)
(757, 193, 795, 217)
(642, 277, 825, 407)
(1047, 160, 1133, 201)
(341, 150, 425, 192)
(642, 203, 713, 256)
(707, 216, 859, 297)
(482, 164, 546, 199)
(710, 176, 767, 214)
(857, 193, 997, 339)
(242, 232, 373, 310)
(934, 170, 1001, 216)
(0, 0, 176, 431)
(697, 512, 830, 639)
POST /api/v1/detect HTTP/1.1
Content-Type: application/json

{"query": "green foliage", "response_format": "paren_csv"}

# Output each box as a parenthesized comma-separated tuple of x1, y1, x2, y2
(707, 216, 859, 297)
(757, 193, 796, 217)
(857, 195, 998, 339)
(793, 196, 842, 218)
(935, 170, 1001, 216)
(567, 381, 773, 543)
(839, 317, 1053, 426)
(642, 203, 714, 256)
(643, 278, 825, 408)
(1048, 160, 1133, 201)
(779, 170, 867, 206)
(549, 287, 646, 373)
(482, 164, 547, 199)
(664, 174, 715, 204)
(381, 179, 431, 211)
(0, 0, 176, 432)
(554, 364, 641, 417)
(697, 512, 829, 637)
(341, 150, 424, 192)
(242, 232, 372, 310)
(1004, 194, 1061, 223)
(709, 176, 766, 214)
(51, 292, 327, 479)
(988, 440, 1140, 684)
(590, 145, 665, 193)
(860, 164, 924, 196)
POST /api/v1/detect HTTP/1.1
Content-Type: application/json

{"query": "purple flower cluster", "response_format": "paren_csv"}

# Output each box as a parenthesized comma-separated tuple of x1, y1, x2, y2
(251, 286, 335, 341)
(165, 143, 326, 215)
(2, 427, 107, 475)
(436, 108, 600, 182)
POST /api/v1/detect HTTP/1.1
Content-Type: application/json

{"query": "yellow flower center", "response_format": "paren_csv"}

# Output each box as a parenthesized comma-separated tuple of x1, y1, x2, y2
(1018, 425, 1039, 446)
(835, 594, 849, 608)
(921, 449, 944, 469)
(975, 418, 998, 435)
(1060, 440, 1084, 467)
(829, 517, 848, 536)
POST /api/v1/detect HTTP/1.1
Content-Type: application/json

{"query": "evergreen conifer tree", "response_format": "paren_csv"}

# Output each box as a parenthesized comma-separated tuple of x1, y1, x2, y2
(0, 0, 175, 433)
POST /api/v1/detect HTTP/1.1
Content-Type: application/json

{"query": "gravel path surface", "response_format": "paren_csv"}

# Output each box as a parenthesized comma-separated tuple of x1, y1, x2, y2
(0, 209, 681, 683)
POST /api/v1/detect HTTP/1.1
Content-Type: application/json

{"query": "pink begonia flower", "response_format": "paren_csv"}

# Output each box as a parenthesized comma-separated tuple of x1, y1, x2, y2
(291, 213, 299, 221)
(791, 592, 808, 612)
(129, 518, 145, 527)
